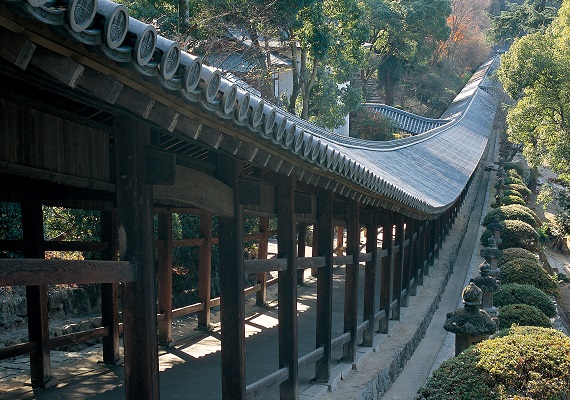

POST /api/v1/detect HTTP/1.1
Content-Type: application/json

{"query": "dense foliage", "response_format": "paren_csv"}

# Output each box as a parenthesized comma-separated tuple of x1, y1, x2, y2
(349, 107, 396, 141)
(480, 219, 539, 250)
(503, 162, 525, 176)
(483, 205, 539, 228)
(494, 283, 556, 317)
(496, 194, 526, 206)
(505, 183, 532, 200)
(498, 257, 559, 296)
(497, 247, 537, 267)
(419, 326, 570, 399)
(497, 303, 552, 329)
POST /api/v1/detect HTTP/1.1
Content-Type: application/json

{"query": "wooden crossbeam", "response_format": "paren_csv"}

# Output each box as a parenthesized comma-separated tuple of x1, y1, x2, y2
(0, 259, 135, 286)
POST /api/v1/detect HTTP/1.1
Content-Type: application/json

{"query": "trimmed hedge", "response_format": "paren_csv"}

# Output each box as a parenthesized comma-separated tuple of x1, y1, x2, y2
(503, 189, 524, 199)
(504, 176, 525, 186)
(498, 258, 559, 296)
(497, 248, 538, 269)
(497, 195, 526, 206)
(504, 162, 525, 177)
(480, 220, 539, 251)
(494, 283, 556, 317)
(497, 303, 552, 329)
(418, 326, 570, 399)
(506, 183, 532, 200)
(483, 205, 540, 228)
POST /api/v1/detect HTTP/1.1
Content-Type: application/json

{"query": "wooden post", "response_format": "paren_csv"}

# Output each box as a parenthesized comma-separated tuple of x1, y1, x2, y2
(378, 212, 393, 333)
(22, 201, 56, 388)
(429, 220, 436, 267)
(336, 226, 344, 256)
(423, 220, 432, 273)
(392, 214, 403, 320)
(113, 115, 159, 400)
(157, 211, 173, 345)
(363, 210, 378, 347)
(101, 210, 120, 364)
(297, 222, 307, 285)
(402, 216, 413, 305)
(315, 189, 333, 382)
(198, 211, 212, 329)
(410, 219, 421, 292)
(434, 216, 441, 258)
(311, 224, 319, 277)
(277, 175, 298, 399)
(256, 216, 269, 306)
(343, 200, 360, 362)
(217, 155, 246, 400)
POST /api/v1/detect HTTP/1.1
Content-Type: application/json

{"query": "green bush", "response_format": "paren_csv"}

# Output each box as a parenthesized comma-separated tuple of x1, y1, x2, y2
(504, 175, 525, 186)
(497, 247, 537, 267)
(417, 348, 499, 399)
(503, 189, 524, 199)
(494, 283, 556, 317)
(499, 258, 559, 296)
(497, 303, 552, 329)
(504, 162, 525, 177)
(505, 183, 532, 200)
(418, 326, 570, 399)
(497, 195, 526, 206)
(480, 220, 539, 251)
(477, 326, 570, 399)
(483, 205, 540, 228)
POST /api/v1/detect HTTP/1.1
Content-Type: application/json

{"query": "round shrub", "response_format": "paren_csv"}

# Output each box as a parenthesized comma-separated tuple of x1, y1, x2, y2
(498, 247, 537, 267)
(503, 189, 524, 199)
(497, 195, 526, 206)
(497, 303, 552, 329)
(504, 162, 524, 177)
(480, 220, 539, 251)
(494, 283, 556, 317)
(477, 326, 570, 399)
(505, 183, 532, 200)
(417, 348, 499, 399)
(419, 326, 570, 399)
(483, 205, 540, 228)
(499, 258, 559, 296)
(504, 175, 525, 185)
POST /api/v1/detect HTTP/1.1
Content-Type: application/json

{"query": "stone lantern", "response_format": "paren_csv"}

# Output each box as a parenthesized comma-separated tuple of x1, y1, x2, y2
(471, 262, 499, 316)
(480, 237, 503, 277)
(444, 283, 497, 356)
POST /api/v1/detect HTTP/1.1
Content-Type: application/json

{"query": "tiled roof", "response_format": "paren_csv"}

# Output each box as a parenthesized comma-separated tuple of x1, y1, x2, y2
(1, 0, 499, 218)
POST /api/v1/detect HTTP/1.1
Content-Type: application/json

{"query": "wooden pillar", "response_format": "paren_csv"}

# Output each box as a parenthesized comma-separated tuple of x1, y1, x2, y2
(378, 212, 393, 333)
(311, 224, 319, 277)
(315, 189, 333, 382)
(277, 175, 298, 399)
(428, 220, 436, 267)
(402, 217, 414, 302)
(423, 220, 432, 273)
(363, 210, 378, 347)
(256, 216, 269, 306)
(198, 211, 213, 329)
(392, 214, 403, 320)
(434, 216, 441, 258)
(217, 155, 246, 400)
(411, 219, 423, 290)
(22, 201, 56, 388)
(297, 222, 307, 285)
(336, 226, 344, 256)
(114, 115, 159, 400)
(157, 211, 173, 345)
(343, 200, 360, 362)
(101, 210, 120, 364)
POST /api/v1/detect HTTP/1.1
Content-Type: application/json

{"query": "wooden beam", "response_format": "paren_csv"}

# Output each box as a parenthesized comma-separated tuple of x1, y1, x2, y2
(113, 115, 159, 400)
(379, 212, 393, 334)
(29, 47, 84, 88)
(157, 212, 173, 346)
(343, 200, 359, 362)
(256, 216, 269, 306)
(21, 200, 56, 388)
(315, 188, 333, 383)
(393, 214, 404, 320)
(77, 67, 124, 104)
(154, 165, 233, 217)
(0, 28, 36, 70)
(0, 259, 135, 286)
(363, 210, 378, 347)
(277, 174, 298, 399)
(198, 211, 212, 329)
(146, 147, 176, 185)
(217, 154, 246, 400)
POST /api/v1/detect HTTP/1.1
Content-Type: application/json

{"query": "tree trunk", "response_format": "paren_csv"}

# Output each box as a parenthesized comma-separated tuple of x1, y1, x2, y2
(288, 38, 300, 114)
(178, 0, 189, 36)
(383, 67, 395, 106)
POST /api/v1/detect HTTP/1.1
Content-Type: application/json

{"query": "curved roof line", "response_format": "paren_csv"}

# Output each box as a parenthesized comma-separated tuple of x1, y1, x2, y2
(2, 0, 499, 218)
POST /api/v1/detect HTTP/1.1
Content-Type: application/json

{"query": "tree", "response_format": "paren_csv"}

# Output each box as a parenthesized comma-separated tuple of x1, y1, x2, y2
(362, 0, 452, 105)
(486, 0, 561, 45)
(498, 1, 570, 185)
